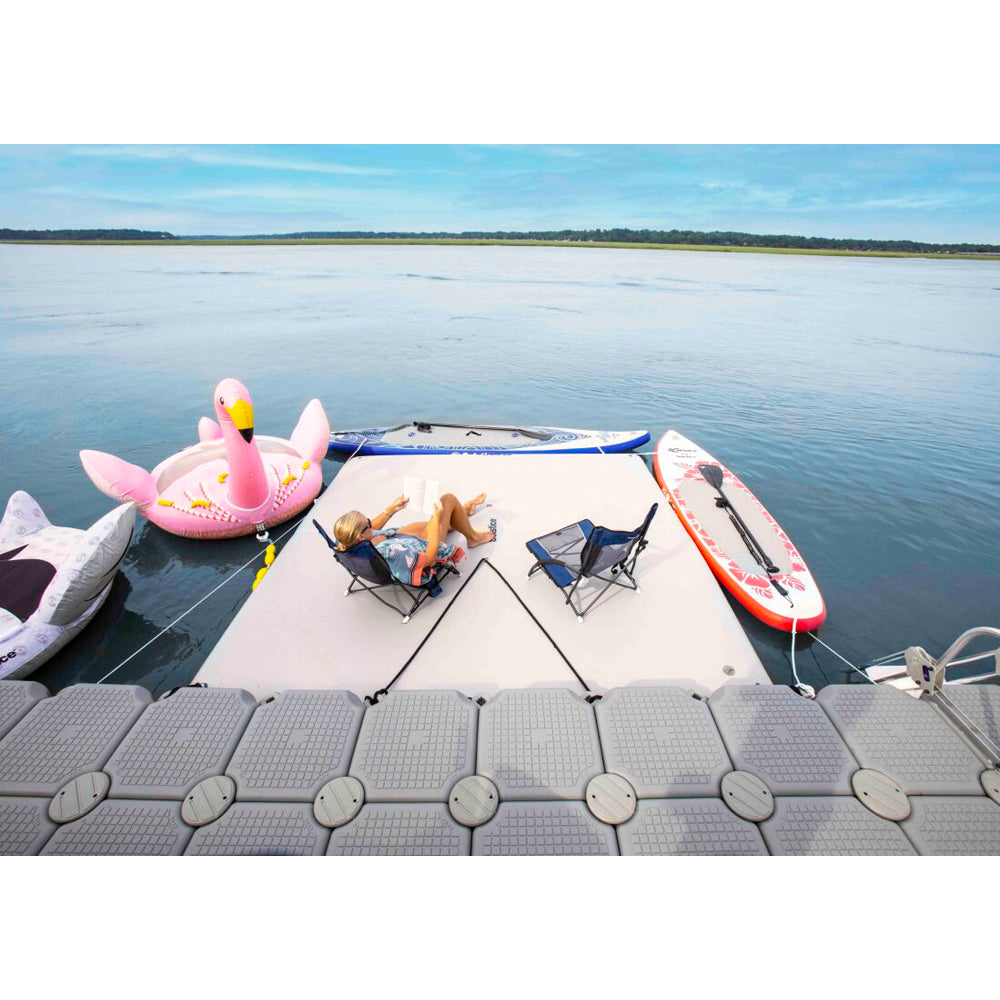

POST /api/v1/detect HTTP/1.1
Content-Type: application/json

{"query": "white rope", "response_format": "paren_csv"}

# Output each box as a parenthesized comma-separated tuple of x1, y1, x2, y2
(807, 632, 876, 683)
(865, 647, 909, 666)
(789, 618, 805, 687)
(101, 440, 364, 686)
(97, 520, 301, 684)
(791, 618, 813, 698)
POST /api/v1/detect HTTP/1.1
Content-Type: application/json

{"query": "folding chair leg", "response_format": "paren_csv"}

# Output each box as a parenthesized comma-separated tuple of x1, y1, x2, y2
(575, 577, 619, 620)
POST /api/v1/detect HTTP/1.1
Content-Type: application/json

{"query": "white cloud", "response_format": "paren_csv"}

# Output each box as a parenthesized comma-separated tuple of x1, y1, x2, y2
(698, 180, 792, 207)
(848, 193, 965, 211)
(70, 145, 395, 176)
(176, 186, 372, 202)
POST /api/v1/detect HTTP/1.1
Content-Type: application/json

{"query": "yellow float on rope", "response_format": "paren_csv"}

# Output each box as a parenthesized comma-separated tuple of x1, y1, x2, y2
(251, 544, 278, 592)
(157, 499, 175, 507)
(282, 474, 298, 486)
(302, 460, 311, 470)
(218, 472, 228, 484)
(190, 499, 211, 508)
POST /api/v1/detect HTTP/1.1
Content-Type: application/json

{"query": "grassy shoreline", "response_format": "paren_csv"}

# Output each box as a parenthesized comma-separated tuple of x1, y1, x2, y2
(1, 237, 998, 261)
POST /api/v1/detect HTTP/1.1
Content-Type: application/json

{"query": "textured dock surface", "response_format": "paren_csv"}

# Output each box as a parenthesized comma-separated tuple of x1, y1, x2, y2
(2, 680, 997, 855)
(195, 454, 769, 698)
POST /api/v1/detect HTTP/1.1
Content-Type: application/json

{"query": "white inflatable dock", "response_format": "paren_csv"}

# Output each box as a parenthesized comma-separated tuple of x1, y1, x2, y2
(195, 454, 769, 700)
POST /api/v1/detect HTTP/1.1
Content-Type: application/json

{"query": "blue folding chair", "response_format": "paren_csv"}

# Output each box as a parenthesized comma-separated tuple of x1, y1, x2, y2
(313, 520, 459, 623)
(525, 504, 657, 621)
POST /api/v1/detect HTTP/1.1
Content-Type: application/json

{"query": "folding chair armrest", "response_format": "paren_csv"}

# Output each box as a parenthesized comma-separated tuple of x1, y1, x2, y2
(530, 557, 576, 571)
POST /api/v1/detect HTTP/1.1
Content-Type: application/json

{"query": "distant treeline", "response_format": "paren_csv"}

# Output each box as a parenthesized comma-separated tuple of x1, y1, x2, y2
(2, 227, 998, 254)
(224, 228, 1000, 254)
(0, 228, 175, 240)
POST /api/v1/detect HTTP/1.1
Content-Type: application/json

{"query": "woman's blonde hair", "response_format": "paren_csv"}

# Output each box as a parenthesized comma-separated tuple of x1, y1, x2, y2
(333, 510, 368, 551)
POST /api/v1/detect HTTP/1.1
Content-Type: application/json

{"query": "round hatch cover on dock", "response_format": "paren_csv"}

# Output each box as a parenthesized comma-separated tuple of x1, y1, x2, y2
(49, 771, 110, 823)
(852, 769, 911, 821)
(981, 769, 1000, 806)
(314, 776, 364, 828)
(449, 775, 499, 827)
(586, 773, 637, 825)
(181, 775, 236, 827)
(721, 771, 774, 822)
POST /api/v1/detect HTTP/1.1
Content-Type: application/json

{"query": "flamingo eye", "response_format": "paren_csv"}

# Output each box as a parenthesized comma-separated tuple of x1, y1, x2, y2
(219, 396, 225, 405)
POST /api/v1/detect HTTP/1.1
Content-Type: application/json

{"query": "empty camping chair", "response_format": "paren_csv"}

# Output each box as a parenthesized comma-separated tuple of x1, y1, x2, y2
(525, 504, 657, 621)
(313, 519, 459, 623)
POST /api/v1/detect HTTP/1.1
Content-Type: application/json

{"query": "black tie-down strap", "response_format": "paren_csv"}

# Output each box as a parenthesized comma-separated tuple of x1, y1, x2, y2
(365, 558, 593, 704)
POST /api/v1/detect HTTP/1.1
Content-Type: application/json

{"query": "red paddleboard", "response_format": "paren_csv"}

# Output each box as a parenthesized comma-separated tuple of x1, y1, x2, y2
(654, 430, 826, 632)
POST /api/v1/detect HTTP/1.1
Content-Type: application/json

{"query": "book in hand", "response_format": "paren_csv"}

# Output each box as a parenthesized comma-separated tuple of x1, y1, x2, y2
(402, 476, 448, 517)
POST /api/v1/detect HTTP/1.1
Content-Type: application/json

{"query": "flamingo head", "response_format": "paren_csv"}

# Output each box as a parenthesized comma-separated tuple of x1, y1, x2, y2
(214, 378, 255, 443)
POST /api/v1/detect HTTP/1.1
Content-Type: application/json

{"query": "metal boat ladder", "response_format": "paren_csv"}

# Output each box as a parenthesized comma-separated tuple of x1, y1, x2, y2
(869, 626, 1000, 767)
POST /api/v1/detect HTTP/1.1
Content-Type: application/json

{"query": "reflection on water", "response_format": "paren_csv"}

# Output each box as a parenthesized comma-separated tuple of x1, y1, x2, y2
(1, 244, 998, 695)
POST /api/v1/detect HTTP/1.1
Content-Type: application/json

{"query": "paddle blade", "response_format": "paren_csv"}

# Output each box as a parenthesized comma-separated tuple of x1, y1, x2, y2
(698, 463, 725, 490)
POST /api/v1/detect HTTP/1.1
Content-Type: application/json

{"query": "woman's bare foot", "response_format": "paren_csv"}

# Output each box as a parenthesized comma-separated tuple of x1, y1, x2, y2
(464, 493, 487, 516)
(467, 523, 495, 547)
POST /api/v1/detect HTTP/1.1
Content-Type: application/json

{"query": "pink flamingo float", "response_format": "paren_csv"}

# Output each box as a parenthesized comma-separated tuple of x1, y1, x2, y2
(80, 378, 330, 539)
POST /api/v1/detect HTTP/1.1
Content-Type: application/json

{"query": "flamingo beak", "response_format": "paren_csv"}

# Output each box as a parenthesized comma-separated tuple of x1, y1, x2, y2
(226, 399, 255, 443)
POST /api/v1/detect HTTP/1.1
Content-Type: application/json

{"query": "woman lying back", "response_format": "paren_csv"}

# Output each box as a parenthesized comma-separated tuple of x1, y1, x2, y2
(332, 492, 494, 587)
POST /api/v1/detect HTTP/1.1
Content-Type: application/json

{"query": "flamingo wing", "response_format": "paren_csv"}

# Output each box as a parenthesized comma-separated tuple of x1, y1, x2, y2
(198, 416, 224, 442)
(80, 450, 158, 508)
(289, 398, 330, 462)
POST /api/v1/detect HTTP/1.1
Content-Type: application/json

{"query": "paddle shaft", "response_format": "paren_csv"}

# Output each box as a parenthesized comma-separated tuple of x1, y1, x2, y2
(697, 465, 789, 597)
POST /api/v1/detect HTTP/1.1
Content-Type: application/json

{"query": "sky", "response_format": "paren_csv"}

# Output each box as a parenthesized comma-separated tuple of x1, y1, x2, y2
(1, 144, 998, 243)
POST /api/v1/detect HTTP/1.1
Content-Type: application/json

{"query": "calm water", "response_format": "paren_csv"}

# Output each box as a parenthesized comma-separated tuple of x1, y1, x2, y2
(2, 243, 998, 694)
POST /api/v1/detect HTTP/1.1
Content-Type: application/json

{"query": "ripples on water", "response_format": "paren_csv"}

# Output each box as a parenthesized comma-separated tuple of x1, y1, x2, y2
(1, 244, 998, 694)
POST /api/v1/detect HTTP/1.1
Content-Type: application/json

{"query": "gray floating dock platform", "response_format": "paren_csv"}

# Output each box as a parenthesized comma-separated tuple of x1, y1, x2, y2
(330, 804, 470, 856)
(760, 797, 916, 856)
(473, 801, 619, 856)
(40, 800, 191, 856)
(1, 680, 997, 855)
(478, 688, 603, 800)
(596, 686, 730, 797)
(0, 680, 47, 740)
(817, 685, 984, 795)
(617, 799, 768, 856)
(104, 686, 256, 799)
(350, 690, 477, 802)
(709, 685, 857, 795)
(0, 797, 57, 855)
(0, 684, 150, 796)
(227, 690, 364, 802)
(186, 803, 329, 856)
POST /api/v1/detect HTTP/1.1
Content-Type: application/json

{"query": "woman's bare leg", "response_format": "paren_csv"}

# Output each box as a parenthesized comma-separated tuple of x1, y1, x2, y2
(396, 494, 490, 544)
(465, 493, 487, 515)
(426, 493, 493, 547)
(396, 520, 430, 536)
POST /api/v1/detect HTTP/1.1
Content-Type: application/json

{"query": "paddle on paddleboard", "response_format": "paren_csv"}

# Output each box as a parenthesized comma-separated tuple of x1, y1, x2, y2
(654, 430, 826, 632)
